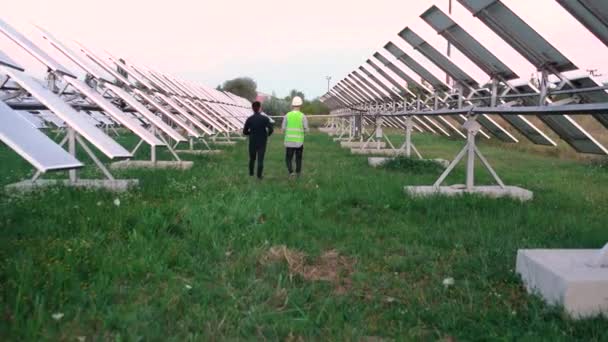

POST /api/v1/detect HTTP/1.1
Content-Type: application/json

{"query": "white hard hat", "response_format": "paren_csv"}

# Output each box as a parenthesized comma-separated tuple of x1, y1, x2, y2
(291, 96, 303, 107)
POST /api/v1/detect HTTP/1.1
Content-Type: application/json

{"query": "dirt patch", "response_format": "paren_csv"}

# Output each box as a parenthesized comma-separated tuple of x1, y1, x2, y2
(260, 245, 356, 294)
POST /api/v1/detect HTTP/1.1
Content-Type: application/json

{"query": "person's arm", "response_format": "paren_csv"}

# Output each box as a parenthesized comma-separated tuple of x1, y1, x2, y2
(266, 117, 274, 137)
(281, 115, 287, 131)
(243, 118, 250, 136)
(303, 115, 310, 133)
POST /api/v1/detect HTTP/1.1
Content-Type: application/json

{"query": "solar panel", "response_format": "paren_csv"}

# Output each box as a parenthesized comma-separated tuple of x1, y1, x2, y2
(457, 0, 577, 73)
(17, 111, 47, 129)
(373, 53, 431, 94)
(64, 78, 164, 146)
(133, 89, 201, 138)
(398, 27, 479, 89)
(0, 50, 24, 71)
(384, 42, 450, 92)
(366, 59, 410, 96)
(109, 56, 155, 90)
(0, 19, 75, 77)
(349, 73, 384, 100)
(39, 111, 66, 128)
(3, 67, 132, 158)
(358, 66, 402, 100)
(77, 43, 131, 86)
(420, 6, 518, 80)
(174, 97, 226, 132)
(474, 87, 556, 145)
(0, 101, 83, 172)
(342, 80, 374, 102)
(512, 81, 607, 154)
(557, 0, 608, 47)
(103, 83, 187, 142)
(36, 25, 110, 82)
(155, 93, 214, 135)
(555, 74, 608, 128)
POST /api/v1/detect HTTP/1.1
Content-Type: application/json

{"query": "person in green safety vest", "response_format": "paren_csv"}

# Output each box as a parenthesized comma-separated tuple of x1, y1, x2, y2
(281, 96, 309, 178)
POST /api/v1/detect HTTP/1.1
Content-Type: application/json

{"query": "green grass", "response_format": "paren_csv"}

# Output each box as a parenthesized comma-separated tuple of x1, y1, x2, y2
(1, 131, 607, 341)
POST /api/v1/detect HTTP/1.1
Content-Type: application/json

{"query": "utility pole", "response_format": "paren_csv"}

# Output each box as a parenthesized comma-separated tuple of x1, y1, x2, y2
(325, 76, 332, 93)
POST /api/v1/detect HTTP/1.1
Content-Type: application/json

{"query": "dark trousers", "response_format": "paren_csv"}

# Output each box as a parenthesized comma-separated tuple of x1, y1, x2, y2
(249, 144, 267, 178)
(285, 146, 304, 174)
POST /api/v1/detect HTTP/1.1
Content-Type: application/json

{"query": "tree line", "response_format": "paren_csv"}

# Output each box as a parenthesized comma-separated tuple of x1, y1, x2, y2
(217, 77, 329, 116)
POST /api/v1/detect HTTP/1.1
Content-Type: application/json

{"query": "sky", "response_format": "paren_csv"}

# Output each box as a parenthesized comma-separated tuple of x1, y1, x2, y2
(1, 0, 607, 99)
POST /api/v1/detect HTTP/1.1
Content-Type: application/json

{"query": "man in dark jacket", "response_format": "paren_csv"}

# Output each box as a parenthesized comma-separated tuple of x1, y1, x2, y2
(243, 101, 274, 179)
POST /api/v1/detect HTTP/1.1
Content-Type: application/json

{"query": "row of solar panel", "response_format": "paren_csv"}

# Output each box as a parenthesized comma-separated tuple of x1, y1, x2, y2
(0, 18, 251, 173)
(321, 0, 608, 155)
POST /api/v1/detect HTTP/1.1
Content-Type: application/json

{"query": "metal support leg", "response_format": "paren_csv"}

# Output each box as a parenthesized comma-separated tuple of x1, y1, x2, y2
(466, 129, 476, 191)
(68, 127, 77, 182)
(75, 135, 115, 181)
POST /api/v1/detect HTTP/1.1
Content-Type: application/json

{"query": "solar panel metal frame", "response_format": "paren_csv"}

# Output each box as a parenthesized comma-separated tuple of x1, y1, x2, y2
(553, 73, 608, 128)
(398, 27, 479, 89)
(420, 6, 518, 80)
(17, 111, 47, 129)
(511, 81, 607, 154)
(0, 19, 76, 77)
(2, 66, 131, 159)
(384, 42, 450, 92)
(0, 100, 83, 172)
(556, 0, 608, 47)
(457, 0, 577, 73)
(77, 43, 131, 86)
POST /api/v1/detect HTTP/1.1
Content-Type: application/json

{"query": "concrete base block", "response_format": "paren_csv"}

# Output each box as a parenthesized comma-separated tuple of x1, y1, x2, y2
(431, 159, 450, 168)
(211, 141, 237, 146)
(110, 160, 194, 170)
(333, 137, 348, 142)
(5, 179, 139, 192)
(176, 150, 222, 155)
(368, 157, 392, 167)
(341, 141, 386, 149)
(351, 148, 405, 156)
(318, 127, 336, 134)
(404, 185, 533, 201)
(516, 249, 608, 319)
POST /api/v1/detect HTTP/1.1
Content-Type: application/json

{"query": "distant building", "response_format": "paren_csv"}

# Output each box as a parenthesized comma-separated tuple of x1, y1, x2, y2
(256, 92, 271, 103)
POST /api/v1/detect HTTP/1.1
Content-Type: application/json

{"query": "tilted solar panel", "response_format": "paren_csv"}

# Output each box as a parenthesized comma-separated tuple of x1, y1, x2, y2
(398, 27, 479, 89)
(457, 0, 577, 73)
(557, 0, 608, 47)
(3, 66, 131, 159)
(65, 78, 164, 146)
(0, 101, 83, 172)
(0, 19, 75, 77)
(420, 6, 518, 80)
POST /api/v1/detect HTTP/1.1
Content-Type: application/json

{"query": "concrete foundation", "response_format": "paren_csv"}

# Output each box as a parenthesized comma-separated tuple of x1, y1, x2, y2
(110, 160, 194, 170)
(5, 179, 139, 192)
(351, 148, 406, 156)
(176, 150, 222, 155)
(368, 157, 392, 167)
(404, 185, 533, 201)
(333, 137, 349, 142)
(341, 141, 386, 149)
(516, 249, 608, 319)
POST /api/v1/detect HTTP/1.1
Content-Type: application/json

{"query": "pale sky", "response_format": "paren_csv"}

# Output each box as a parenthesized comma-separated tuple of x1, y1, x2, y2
(1, 0, 607, 99)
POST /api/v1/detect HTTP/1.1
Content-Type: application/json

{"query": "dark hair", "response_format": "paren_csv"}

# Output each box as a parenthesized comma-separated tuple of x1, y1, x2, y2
(252, 101, 262, 112)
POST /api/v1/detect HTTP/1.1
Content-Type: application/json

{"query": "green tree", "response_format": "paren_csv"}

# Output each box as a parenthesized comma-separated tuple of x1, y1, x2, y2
(221, 77, 258, 102)
(261, 93, 290, 117)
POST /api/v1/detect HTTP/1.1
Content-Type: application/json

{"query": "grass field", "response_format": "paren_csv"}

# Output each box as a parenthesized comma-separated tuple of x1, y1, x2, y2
(1, 131, 607, 341)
